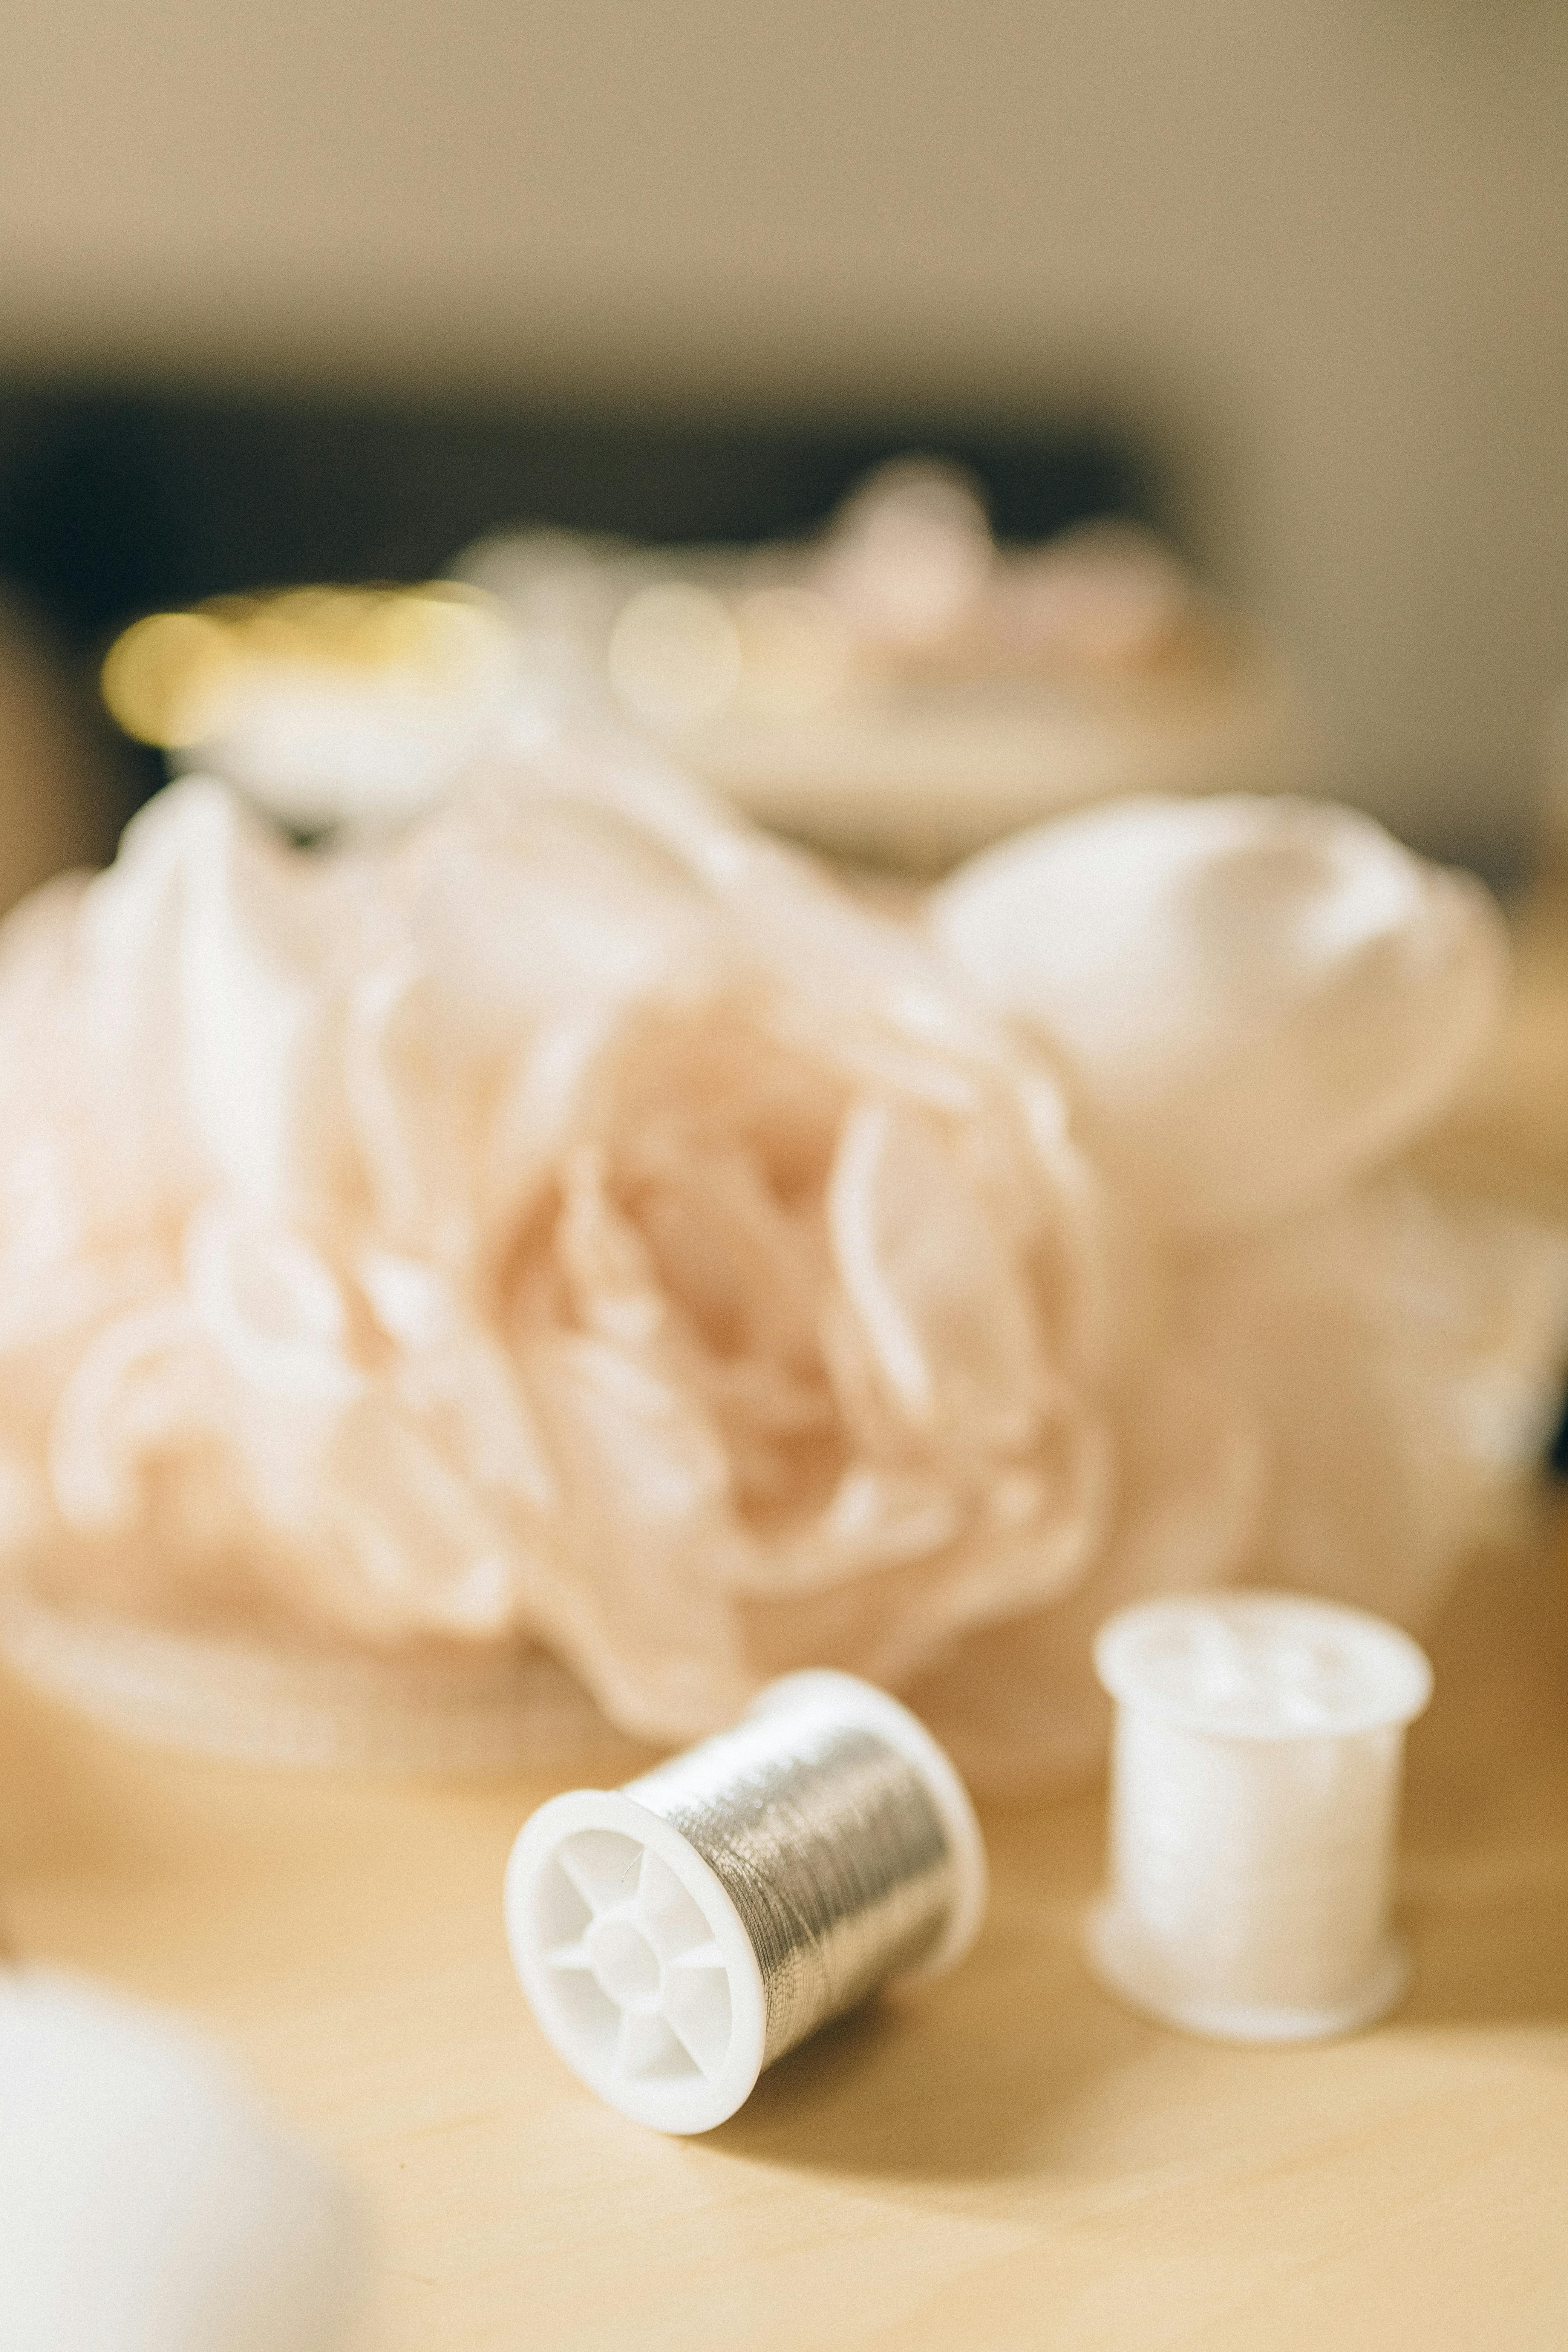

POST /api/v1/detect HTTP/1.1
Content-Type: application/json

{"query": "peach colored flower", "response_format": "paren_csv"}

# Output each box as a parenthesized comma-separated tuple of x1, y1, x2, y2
(0, 769, 1114, 1747)
(0, 761, 1562, 1786)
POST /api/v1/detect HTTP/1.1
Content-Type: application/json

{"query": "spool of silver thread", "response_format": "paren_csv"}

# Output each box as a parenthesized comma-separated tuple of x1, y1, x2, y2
(504, 1669, 988, 2132)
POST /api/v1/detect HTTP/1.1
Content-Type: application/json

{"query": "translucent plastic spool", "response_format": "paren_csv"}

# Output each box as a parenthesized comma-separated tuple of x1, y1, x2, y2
(504, 1670, 987, 2132)
(1087, 1591, 1433, 2043)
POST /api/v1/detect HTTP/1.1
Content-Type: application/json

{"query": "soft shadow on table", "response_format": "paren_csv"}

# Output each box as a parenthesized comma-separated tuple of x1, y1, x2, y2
(1399, 1879, 1568, 2030)
(1393, 1518, 1568, 2032)
(710, 1796, 1162, 2185)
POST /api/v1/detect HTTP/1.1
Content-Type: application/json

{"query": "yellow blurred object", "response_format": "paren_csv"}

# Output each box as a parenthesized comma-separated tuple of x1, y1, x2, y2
(100, 583, 519, 831)
(102, 583, 508, 749)
(101, 609, 234, 749)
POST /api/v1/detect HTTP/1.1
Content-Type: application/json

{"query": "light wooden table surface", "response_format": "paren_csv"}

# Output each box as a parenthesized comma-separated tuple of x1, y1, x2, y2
(4, 882, 1568, 2352)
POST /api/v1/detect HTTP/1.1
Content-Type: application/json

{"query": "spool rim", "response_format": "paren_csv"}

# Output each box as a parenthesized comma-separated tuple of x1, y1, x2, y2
(504, 1788, 768, 2133)
(1094, 1590, 1434, 1743)
(1085, 1899, 1412, 2044)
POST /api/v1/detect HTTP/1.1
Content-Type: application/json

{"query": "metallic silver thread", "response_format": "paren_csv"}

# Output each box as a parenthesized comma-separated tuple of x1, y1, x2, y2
(624, 1714, 955, 2067)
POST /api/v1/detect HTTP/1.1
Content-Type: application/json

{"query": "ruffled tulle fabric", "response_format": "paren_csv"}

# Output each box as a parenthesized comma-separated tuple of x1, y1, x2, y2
(0, 749, 1561, 1786)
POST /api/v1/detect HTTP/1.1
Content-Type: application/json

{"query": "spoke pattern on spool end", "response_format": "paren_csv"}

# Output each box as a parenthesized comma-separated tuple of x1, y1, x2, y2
(544, 1830, 733, 2082)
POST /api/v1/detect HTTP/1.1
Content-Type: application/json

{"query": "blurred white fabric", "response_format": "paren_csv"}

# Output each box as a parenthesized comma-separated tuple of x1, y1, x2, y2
(0, 1969, 363, 2352)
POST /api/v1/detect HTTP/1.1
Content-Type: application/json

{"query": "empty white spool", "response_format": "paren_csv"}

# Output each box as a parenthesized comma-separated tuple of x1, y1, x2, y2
(504, 1669, 987, 2133)
(1087, 1591, 1433, 2043)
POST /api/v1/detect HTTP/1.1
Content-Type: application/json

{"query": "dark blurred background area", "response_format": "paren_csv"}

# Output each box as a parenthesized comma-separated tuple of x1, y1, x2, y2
(0, 383, 1161, 842)
(0, 0, 1565, 877)
(0, 389, 1158, 633)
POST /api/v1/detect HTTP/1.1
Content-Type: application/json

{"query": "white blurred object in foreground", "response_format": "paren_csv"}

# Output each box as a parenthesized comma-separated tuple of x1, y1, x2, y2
(0, 1969, 363, 2352)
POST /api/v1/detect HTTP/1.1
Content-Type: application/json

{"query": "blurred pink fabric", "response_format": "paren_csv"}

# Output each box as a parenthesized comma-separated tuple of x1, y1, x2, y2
(0, 750, 1560, 1788)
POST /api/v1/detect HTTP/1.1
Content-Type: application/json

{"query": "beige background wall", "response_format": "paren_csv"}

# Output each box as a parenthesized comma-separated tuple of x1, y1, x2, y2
(2, 0, 1565, 853)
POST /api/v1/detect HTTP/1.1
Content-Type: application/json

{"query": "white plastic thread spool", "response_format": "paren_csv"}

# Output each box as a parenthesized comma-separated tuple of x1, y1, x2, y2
(504, 1669, 987, 2132)
(1087, 1592, 1433, 2043)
